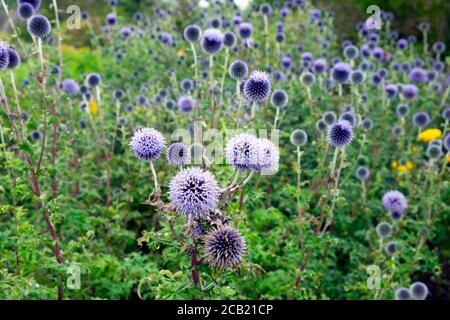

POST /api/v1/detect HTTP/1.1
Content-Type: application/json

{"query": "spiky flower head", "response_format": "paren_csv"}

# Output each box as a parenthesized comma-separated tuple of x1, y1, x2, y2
(204, 226, 246, 269)
(270, 89, 288, 108)
(290, 129, 308, 146)
(183, 24, 202, 42)
(201, 28, 224, 55)
(0, 43, 9, 70)
(18, 0, 41, 10)
(177, 95, 197, 112)
(355, 166, 370, 181)
(257, 138, 279, 174)
(129, 128, 165, 161)
(327, 120, 353, 147)
(384, 241, 397, 256)
(167, 142, 190, 167)
(27, 15, 51, 38)
(223, 31, 236, 47)
(106, 12, 117, 25)
(396, 104, 409, 117)
(300, 72, 316, 87)
(412, 112, 430, 128)
(343, 45, 359, 60)
(382, 190, 407, 214)
(62, 79, 80, 95)
(376, 222, 393, 238)
(243, 71, 271, 103)
(401, 84, 418, 100)
(7, 48, 21, 69)
(339, 111, 357, 128)
(169, 167, 220, 219)
(238, 22, 253, 39)
(18, 3, 35, 19)
(409, 282, 428, 300)
(331, 62, 352, 83)
(323, 111, 337, 125)
(229, 60, 248, 81)
(409, 68, 428, 84)
(226, 133, 260, 171)
(85, 73, 102, 87)
(395, 288, 411, 300)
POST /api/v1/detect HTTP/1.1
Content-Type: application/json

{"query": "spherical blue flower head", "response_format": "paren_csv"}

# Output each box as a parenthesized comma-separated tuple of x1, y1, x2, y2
(316, 119, 327, 132)
(427, 144, 442, 159)
(79, 119, 87, 129)
(396, 38, 408, 51)
(281, 56, 292, 69)
(343, 45, 359, 60)
(129, 128, 165, 161)
(409, 282, 428, 300)
(376, 222, 393, 238)
(361, 118, 373, 130)
(106, 13, 117, 26)
(259, 3, 272, 16)
(409, 68, 428, 84)
(323, 111, 337, 125)
(114, 89, 124, 100)
(223, 31, 236, 47)
(169, 167, 220, 219)
(395, 288, 411, 300)
(31, 130, 41, 141)
(331, 62, 352, 83)
(180, 79, 194, 91)
(0, 44, 10, 70)
(136, 95, 147, 106)
(165, 99, 175, 110)
(443, 133, 450, 151)
(385, 84, 398, 99)
(339, 112, 357, 128)
(401, 84, 418, 100)
(204, 226, 246, 269)
(62, 79, 80, 95)
(271, 89, 288, 108)
(350, 70, 365, 84)
(177, 95, 197, 112)
(257, 138, 279, 173)
(120, 27, 132, 39)
(355, 166, 369, 180)
(108, 0, 118, 7)
(384, 241, 397, 256)
(382, 190, 407, 213)
(226, 133, 260, 171)
(229, 60, 248, 81)
(243, 71, 271, 103)
(327, 120, 353, 147)
(280, 7, 290, 18)
(290, 129, 308, 146)
(7, 48, 21, 69)
(432, 41, 446, 53)
(18, 3, 35, 19)
(275, 32, 285, 43)
(167, 142, 190, 167)
(201, 28, 224, 55)
(81, 11, 89, 20)
(160, 32, 173, 46)
(18, 0, 41, 10)
(27, 15, 51, 38)
(312, 58, 327, 74)
(412, 112, 430, 128)
(238, 22, 253, 39)
(300, 72, 316, 87)
(85, 73, 102, 87)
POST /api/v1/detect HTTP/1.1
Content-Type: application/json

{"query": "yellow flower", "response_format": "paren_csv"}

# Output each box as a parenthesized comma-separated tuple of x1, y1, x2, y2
(448, 155, 450, 163)
(398, 165, 408, 173)
(418, 128, 442, 142)
(411, 146, 417, 153)
(177, 48, 185, 57)
(391, 160, 398, 169)
(89, 99, 98, 116)
(406, 161, 414, 169)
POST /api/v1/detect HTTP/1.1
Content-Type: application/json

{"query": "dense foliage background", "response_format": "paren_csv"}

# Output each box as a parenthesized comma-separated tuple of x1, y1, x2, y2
(0, 0, 449, 300)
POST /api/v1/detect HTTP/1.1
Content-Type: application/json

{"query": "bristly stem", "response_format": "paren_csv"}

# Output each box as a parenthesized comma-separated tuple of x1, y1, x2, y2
(149, 161, 159, 200)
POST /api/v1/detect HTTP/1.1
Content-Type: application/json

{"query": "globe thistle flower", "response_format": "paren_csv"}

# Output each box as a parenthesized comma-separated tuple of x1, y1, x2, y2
(355, 166, 370, 181)
(290, 129, 308, 146)
(396, 38, 408, 51)
(226, 133, 260, 171)
(0, 45, 9, 71)
(382, 190, 407, 214)
(331, 62, 352, 83)
(136, 95, 147, 106)
(409, 68, 428, 84)
(432, 41, 446, 54)
(327, 120, 353, 147)
(129, 128, 165, 162)
(243, 71, 271, 103)
(445, 133, 450, 151)
(395, 288, 411, 300)
(384, 241, 397, 256)
(201, 28, 224, 55)
(350, 70, 365, 84)
(259, 3, 272, 16)
(392, 126, 403, 136)
(180, 79, 195, 92)
(270, 89, 288, 108)
(220, 31, 235, 48)
(18, 3, 35, 19)
(376, 222, 393, 238)
(229, 60, 248, 81)
(120, 27, 132, 39)
(323, 111, 337, 125)
(401, 84, 418, 100)
(106, 13, 117, 26)
(62, 79, 80, 95)
(85, 73, 102, 87)
(238, 22, 253, 39)
(281, 56, 292, 69)
(385, 84, 398, 99)
(275, 32, 285, 44)
(27, 15, 51, 38)
(315, 119, 327, 132)
(257, 138, 279, 173)
(169, 167, 220, 219)
(177, 95, 197, 112)
(409, 282, 428, 300)
(6, 48, 21, 69)
(204, 226, 246, 269)
(113, 89, 125, 100)
(183, 24, 201, 42)
(396, 104, 409, 118)
(300, 72, 316, 87)
(312, 58, 327, 74)
(412, 112, 430, 128)
(339, 112, 357, 128)
(167, 142, 190, 167)
(427, 144, 443, 159)
(18, 0, 41, 10)
(79, 119, 88, 129)
(108, 0, 118, 7)
(361, 118, 374, 130)
(31, 130, 41, 141)
(343, 45, 359, 60)
(81, 11, 89, 20)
